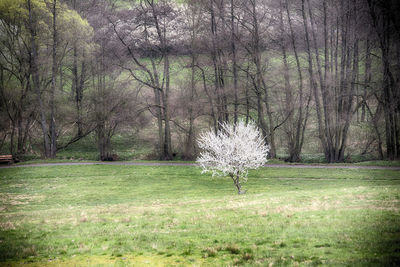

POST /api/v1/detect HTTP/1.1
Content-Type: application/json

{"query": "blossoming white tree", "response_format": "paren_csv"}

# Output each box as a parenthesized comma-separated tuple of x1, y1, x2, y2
(197, 121, 269, 194)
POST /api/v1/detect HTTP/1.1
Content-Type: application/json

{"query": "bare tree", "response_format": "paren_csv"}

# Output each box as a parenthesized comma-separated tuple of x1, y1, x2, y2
(28, 0, 51, 158)
(0, 8, 36, 157)
(367, 0, 400, 159)
(237, 0, 276, 158)
(277, 0, 311, 162)
(109, 0, 177, 160)
(49, 0, 58, 158)
(300, 0, 364, 162)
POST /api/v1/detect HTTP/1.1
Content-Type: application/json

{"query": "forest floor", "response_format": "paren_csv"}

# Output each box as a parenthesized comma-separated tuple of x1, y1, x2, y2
(0, 164, 399, 266)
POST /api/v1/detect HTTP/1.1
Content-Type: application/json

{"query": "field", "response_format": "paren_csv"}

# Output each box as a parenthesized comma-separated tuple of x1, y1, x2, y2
(0, 164, 399, 266)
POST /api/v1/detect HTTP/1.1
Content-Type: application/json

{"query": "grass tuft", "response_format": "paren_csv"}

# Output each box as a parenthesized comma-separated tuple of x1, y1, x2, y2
(202, 247, 218, 258)
(225, 244, 241, 254)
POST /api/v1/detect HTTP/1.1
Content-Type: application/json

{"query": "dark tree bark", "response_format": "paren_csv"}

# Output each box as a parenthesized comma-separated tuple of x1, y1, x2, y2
(361, 38, 371, 122)
(230, 0, 239, 125)
(367, 0, 400, 159)
(49, 0, 58, 158)
(150, 0, 173, 159)
(209, 0, 228, 127)
(302, 0, 326, 159)
(183, 52, 196, 160)
(284, 0, 310, 162)
(279, 10, 294, 159)
(72, 45, 86, 137)
(28, 0, 51, 158)
(183, 4, 200, 160)
(230, 173, 245, 194)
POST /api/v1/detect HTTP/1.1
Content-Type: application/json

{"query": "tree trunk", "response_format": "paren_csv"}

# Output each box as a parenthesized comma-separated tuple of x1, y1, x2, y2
(218, 5, 229, 123)
(230, 174, 245, 194)
(73, 44, 85, 137)
(198, 65, 217, 132)
(279, 4, 295, 161)
(307, 0, 338, 161)
(164, 56, 172, 160)
(231, 0, 238, 125)
(367, 0, 400, 159)
(245, 64, 251, 125)
(28, 0, 50, 158)
(361, 38, 371, 122)
(302, 0, 326, 160)
(256, 90, 269, 141)
(210, 0, 224, 127)
(10, 119, 15, 156)
(184, 35, 197, 160)
(285, 0, 306, 162)
(251, 0, 276, 158)
(151, 3, 172, 160)
(49, 0, 57, 159)
(366, 102, 384, 159)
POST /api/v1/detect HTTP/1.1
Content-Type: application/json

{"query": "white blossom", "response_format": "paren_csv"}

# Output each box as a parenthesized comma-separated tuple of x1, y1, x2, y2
(197, 121, 269, 194)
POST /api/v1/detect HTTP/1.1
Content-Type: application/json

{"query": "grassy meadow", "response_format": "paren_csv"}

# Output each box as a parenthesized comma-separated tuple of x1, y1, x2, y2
(0, 165, 399, 266)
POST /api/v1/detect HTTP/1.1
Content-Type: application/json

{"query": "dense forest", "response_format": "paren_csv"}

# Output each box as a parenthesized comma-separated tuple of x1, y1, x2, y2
(0, 0, 399, 162)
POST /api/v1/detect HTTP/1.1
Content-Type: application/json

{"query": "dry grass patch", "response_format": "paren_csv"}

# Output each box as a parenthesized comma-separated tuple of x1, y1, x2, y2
(0, 193, 45, 206)
(0, 221, 17, 230)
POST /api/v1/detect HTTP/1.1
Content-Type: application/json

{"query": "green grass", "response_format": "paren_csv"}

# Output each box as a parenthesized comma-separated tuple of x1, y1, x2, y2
(13, 159, 97, 165)
(11, 134, 155, 162)
(0, 165, 399, 266)
(10, 157, 400, 168)
(354, 160, 400, 167)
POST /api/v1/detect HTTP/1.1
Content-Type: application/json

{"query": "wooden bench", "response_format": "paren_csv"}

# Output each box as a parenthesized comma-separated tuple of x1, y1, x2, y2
(0, 155, 13, 164)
